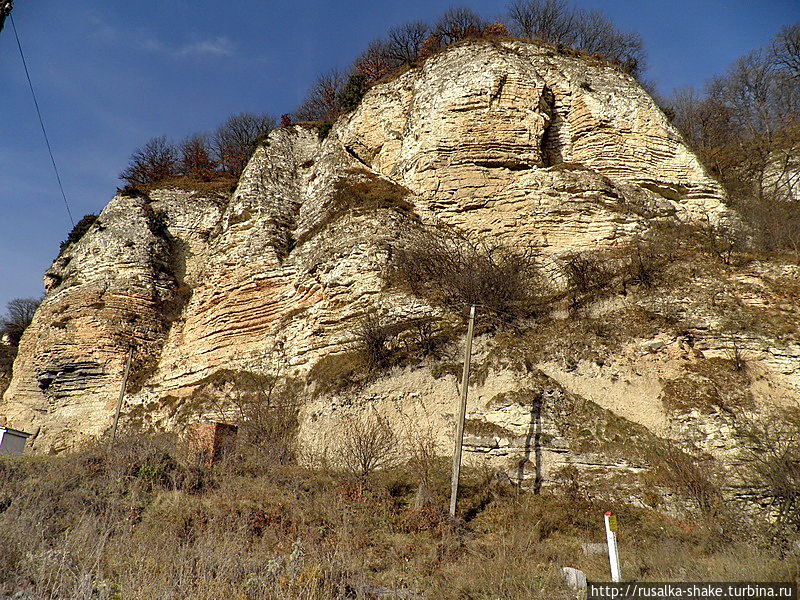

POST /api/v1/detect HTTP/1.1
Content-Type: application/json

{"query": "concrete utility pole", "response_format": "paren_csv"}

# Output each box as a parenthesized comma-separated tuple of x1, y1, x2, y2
(449, 304, 476, 519)
(109, 344, 134, 446)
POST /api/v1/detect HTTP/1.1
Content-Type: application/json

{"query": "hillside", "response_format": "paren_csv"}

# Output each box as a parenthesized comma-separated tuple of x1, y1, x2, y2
(2, 36, 799, 523)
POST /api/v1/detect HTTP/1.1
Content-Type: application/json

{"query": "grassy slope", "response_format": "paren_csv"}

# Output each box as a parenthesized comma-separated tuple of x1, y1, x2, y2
(0, 431, 795, 600)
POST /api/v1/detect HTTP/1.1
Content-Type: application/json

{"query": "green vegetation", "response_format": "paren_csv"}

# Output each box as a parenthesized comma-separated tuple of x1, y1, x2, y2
(59, 213, 98, 254)
(337, 73, 369, 113)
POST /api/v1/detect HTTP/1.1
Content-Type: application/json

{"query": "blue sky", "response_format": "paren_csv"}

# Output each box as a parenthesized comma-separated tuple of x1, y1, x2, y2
(1, 0, 797, 310)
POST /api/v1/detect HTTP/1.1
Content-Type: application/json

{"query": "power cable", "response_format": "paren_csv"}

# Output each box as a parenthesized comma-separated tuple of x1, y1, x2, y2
(10, 13, 75, 227)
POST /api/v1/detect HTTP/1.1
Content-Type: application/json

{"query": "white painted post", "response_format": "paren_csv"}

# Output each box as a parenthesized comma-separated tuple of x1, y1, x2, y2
(604, 511, 622, 582)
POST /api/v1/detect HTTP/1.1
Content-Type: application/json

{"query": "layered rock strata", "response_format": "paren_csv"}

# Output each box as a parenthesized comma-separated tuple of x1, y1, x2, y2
(3, 39, 795, 491)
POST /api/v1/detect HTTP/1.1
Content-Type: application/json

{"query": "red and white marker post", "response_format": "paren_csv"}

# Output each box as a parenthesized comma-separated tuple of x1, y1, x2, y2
(604, 511, 622, 582)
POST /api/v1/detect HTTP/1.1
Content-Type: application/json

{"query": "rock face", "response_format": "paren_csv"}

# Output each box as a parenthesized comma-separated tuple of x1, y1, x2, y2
(3, 39, 798, 489)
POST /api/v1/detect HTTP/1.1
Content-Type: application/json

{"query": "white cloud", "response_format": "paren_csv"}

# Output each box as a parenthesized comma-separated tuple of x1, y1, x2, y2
(86, 13, 235, 60)
(176, 37, 235, 58)
(143, 36, 236, 59)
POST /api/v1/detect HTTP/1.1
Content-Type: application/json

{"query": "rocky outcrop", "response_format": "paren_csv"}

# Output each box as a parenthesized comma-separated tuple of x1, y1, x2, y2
(3, 39, 796, 488)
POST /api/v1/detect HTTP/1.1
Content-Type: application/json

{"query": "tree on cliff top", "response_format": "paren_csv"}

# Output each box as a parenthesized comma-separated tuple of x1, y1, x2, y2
(294, 70, 346, 123)
(212, 112, 276, 176)
(1, 298, 40, 347)
(119, 135, 178, 186)
(505, 0, 645, 76)
(179, 133, 217, 180)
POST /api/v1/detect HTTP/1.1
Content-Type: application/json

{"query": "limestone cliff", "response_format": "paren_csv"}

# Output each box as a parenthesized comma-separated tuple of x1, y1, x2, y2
(3, 40, 798, 494)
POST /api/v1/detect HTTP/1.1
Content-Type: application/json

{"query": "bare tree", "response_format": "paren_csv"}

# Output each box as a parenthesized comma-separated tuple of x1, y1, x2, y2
(294, 69, 345, 122)
(354, 39, 394, 82)
(704, 49, 800, 204)
(212, 113, 275, 176)
(772, 23, 800, 77)
(384, 21, 430, 66)
(434, 7, 486, 45)
(506, 0, 577, 44)
(573, 9, 645, 76)
(504, 2, 645, 75)
(709, 51, 780, 141)
(737, 411, 800, 533)
(336, 411, 400, 480)
(666, 88, 741, 183)
(655, 444, 721, 517)
(178, 133, 217, 180)
(119, 136, 178, 185)
(1, 298, 40, 346)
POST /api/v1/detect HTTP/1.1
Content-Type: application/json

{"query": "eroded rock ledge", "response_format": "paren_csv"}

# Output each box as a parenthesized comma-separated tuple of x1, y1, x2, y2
(4, 39, 794, 493)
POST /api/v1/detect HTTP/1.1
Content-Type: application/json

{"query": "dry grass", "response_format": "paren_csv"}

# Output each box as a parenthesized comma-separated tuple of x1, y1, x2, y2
(659, 357, 754, 413)
(1, 427, 796, 599)
(296, 169, 416, 246)
(119, 175, 237, 197)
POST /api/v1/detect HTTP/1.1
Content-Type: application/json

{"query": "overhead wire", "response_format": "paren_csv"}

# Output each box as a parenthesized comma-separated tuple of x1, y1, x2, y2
(9, 13, 75, 227)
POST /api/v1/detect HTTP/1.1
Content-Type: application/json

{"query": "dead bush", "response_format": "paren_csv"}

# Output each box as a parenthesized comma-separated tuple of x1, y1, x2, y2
(620, 237, 671, 289)
(335, 412, 400, 480)
(195, 368, 301, 467)
(388, 224, 545, 321)
(353, 314, 397, 371)
(351, 312, 454, 373)
(653, 445, 722, 517)
(736, 410, 800, 534)
(404, 426, 449, 508)
(561, 251, 615, 307)
(696, 214, 747, 264)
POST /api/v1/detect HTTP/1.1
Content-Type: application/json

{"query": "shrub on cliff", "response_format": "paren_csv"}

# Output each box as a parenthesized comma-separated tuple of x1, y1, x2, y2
(212, 112, 276, 176)
(337, 73, 369, 113)
(388, 224, 544, 321)
(560, 251, 615, 308)
(119, 135, 179, 186)
(58, 213, 97, 254)
(178, 133, 217, 180)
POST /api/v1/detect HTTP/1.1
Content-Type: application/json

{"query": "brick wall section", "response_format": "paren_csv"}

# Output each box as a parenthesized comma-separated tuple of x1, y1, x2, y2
(187, 421, 238, 466)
